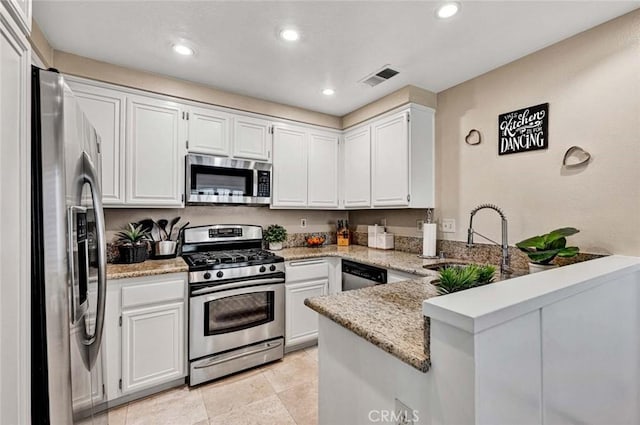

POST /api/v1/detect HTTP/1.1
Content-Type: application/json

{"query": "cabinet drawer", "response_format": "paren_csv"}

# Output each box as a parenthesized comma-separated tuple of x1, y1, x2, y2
(285, 259, 329, 283)
(122, 278, 185, 309)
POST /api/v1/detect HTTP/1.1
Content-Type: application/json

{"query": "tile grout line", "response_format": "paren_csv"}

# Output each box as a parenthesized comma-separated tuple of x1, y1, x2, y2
(275, 390, 303, 425)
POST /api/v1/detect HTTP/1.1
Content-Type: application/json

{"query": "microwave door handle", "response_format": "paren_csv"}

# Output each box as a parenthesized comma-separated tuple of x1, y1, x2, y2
(79, 152, 107, 369)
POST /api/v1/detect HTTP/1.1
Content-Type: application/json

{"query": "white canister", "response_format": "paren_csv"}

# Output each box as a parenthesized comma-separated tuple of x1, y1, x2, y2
(376, 232, 395, 250)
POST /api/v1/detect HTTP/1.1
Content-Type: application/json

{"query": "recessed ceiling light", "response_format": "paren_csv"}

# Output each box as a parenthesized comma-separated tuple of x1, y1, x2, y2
(322, 88, 335, 96)
(280, 29, 300, 42)
(172, 44, 194, 56)
(436, 2, 460, 19)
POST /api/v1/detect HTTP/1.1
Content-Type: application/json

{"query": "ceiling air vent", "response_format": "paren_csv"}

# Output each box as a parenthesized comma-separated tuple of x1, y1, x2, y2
(360, 65, 400, 87)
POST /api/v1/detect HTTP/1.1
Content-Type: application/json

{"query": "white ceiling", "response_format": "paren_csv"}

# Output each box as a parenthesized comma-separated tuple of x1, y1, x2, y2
(34, 1, 639, 116)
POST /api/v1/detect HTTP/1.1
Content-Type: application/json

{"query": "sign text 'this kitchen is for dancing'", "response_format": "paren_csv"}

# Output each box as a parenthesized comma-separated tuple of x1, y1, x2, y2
(498, 103, 549, 155)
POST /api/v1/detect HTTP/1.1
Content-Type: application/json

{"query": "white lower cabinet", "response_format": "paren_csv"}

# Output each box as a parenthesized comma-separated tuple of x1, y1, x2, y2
(286, 280, 327, 349)
(121, 301, 185, 394)
(285, 259, 331, 349)
(104, 273, 187, 402)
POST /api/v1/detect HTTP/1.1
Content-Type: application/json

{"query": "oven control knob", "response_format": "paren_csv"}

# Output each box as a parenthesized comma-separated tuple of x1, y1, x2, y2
(203, 272, 211, 280)
(216, 271, 224, 278)
(269, 265, 276, 272)
(259, 266, 266, 273)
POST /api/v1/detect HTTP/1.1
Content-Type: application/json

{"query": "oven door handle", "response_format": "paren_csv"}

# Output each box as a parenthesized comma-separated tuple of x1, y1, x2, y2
(191, 278, 284, 296)
(193, 340, 283, 370)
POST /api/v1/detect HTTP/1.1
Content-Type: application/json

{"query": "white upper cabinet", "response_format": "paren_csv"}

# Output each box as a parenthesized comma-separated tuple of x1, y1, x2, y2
(233, 116, 272, 162)
(371, 111, 410, 207)
(369, 105, 435, 208)
(68, 80, 126, 205)
(126, 95, 185, 207)
(272, 124, 341, 209)
(343, 126, 371, 208)
(186, 106, 231, 157)
(2, 0, 31, 36)
(307, 131, 339, 208)
(272, 125, 308, 207)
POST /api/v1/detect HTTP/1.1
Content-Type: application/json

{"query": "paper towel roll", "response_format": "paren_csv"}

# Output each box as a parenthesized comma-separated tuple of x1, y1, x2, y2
(423, 223, 437, 257)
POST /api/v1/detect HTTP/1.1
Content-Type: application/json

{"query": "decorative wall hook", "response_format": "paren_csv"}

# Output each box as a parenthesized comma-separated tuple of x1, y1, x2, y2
(465, 129, 481, 145)
(562, 146, 591, 168)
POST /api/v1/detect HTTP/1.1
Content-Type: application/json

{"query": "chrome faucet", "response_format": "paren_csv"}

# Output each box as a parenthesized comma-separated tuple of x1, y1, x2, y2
(467, 204, 511, 274)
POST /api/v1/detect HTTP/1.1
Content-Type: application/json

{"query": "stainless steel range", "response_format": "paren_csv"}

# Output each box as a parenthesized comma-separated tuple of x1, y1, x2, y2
(182, 225, 285, 386)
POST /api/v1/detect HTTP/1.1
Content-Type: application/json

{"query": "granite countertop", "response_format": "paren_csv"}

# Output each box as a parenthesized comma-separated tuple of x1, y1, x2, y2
(284, 245, 449, 372)
(276, 244, 472, 276)
(305, 276, 439, 372)
(106, 257, 188, 280)
(292, 244, 523, 373)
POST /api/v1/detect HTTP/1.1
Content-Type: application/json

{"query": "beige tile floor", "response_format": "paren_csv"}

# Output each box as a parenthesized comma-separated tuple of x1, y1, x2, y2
(108, 346, 318, 425)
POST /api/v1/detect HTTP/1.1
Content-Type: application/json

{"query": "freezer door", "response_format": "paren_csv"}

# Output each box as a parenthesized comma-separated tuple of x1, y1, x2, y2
(31, 68, 109, 425)
(63, 83, 109, 424)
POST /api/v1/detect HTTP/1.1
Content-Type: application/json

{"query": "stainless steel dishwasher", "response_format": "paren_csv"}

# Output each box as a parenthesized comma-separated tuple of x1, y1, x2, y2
(341, 260, 387, 291)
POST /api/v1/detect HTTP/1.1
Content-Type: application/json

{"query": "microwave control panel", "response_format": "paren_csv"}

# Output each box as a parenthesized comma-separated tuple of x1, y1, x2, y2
(257, 171, 271, 197)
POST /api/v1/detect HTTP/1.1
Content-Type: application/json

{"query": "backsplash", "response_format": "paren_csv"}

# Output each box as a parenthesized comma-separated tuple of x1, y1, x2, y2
(105, 206, 347, 241)
(352, 231, 604, 271)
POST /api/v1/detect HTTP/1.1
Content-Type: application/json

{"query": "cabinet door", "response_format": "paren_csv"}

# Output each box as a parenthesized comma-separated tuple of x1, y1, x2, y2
(272, 125, 308, 207)
(233, 115, 271, 161)
(343, 126, 371, 208)
(69, 82, 126, 205)
(285, 279, 328, 348)
(0, 18, 30, 425)
(371, 112, 409, 207)
(126, 95, 184, 207)
(187, 106, 231, 156)
(308, 131, 339, 208)
(121, 302, 185, 394)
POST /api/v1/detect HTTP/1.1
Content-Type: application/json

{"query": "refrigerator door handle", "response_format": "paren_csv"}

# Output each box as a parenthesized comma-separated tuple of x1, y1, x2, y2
(80, 152, 107, 368)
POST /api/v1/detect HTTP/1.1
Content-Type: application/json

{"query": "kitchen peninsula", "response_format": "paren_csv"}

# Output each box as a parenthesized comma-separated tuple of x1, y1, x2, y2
(307, 255, 640, 425)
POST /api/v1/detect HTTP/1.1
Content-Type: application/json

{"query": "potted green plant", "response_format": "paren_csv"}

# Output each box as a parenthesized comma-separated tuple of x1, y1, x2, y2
(516, 227, 580, 273)
(115, 223, 150, 264)
(264, 224, 287, 251)
(436, 264, 496, 295)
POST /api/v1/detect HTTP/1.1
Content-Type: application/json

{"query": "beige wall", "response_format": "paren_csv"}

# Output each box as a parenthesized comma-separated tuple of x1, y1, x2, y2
(29, 20, 54, 67)
(435, 10, 640, 255)
(105, 207, 346, 241)
(342, 85, 437, 129)
(32, 18, 436, 129)
(348, 209, 427, 237)
(53, 50, 343, 129)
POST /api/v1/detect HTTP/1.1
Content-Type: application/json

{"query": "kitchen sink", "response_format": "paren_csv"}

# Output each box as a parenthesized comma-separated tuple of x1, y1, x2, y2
(422, 262, 478, 272)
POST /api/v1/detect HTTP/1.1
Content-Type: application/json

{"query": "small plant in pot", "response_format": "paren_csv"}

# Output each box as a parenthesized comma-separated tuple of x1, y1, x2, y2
(516, 227, 580, 273)
(436, 264, 496, 295)
(116, 223, 150, 264)
(264, 224, 287, 251)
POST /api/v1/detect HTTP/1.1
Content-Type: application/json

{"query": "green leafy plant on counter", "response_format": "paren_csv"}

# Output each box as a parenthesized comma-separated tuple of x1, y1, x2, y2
(515, 227, 580, 265)
(115, 223, 150, 246)
(436, 264, 496, 295)
(263, 224, 288, 243)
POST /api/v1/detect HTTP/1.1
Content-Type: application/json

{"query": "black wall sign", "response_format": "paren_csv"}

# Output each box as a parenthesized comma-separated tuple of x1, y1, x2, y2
(498, 103, 548, 155)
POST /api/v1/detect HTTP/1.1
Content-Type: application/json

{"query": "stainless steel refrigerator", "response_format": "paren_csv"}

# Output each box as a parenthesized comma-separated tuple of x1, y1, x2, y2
(31, 67, 109, 425)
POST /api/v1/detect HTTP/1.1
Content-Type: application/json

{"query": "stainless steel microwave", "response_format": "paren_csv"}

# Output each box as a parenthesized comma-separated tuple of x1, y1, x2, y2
(185, 154, 271, 205)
